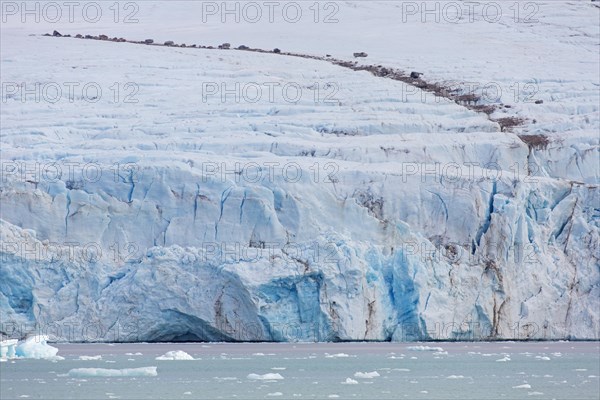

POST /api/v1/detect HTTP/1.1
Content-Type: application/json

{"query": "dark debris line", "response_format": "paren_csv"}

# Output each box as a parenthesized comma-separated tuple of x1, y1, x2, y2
(45, 30, 548, 149)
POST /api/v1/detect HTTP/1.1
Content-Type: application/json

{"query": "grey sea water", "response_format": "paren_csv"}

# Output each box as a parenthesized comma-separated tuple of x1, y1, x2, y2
(1, 342, 598, 399)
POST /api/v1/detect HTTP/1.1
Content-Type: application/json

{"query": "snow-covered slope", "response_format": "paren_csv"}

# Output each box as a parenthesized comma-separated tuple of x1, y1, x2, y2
(1, 1, 598, 341)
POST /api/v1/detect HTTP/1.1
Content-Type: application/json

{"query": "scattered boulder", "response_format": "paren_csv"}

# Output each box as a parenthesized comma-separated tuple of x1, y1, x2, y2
(144, 39, 154, 44)
(535, 99, 544, 104)
(456, 93, 478, 104)
(353, 52, 368, 58)
(273, 48, 281, 53)
(218, 43, 231, 49)
(85, 35, 94, 39)
(99, 34, 109, 40)
(164, 40, 175, 46)
(326, 54, 331, 57)
(75, 34, 83, 38)
(52, 30, 62, 37)
(238, 45, 249, 50)
(180, 43, 186, 47)
(43, 33, 51, 36)
(410, 71, 423, 79)
(190, 44, 197, 48)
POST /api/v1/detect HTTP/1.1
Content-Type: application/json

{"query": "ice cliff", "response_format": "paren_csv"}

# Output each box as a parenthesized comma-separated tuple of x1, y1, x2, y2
(0, 1, 598, 342)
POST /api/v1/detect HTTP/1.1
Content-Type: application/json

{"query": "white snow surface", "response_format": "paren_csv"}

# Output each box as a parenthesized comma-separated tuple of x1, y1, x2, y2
(0, 1, 598, 342)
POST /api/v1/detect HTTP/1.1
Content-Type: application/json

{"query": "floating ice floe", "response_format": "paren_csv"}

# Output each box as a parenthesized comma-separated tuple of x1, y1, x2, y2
(342, 378, 358, 384)
(513, 384, 532, 389)
(406, 346, 444, 352)
(325, 353, 352, 358)
(78, 355, 102, 361)
(156, 350, 194, 360)
(212, 377, 239, 383)
(67, 366, 158, 377)
(496, 356, 511, 362)
(446, 375, 466, 379)
(267, 392, 283, 397)
(247, 373, 284, 380)
(354, 371, 380, 379)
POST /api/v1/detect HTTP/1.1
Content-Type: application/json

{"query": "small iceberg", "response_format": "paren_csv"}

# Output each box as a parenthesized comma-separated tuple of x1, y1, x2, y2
(156, 350, 194, 360)
(15, 336, 62, 360)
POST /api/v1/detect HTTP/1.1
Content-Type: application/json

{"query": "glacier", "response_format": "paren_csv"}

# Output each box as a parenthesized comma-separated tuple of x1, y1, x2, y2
(0, 1, 598, 342)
